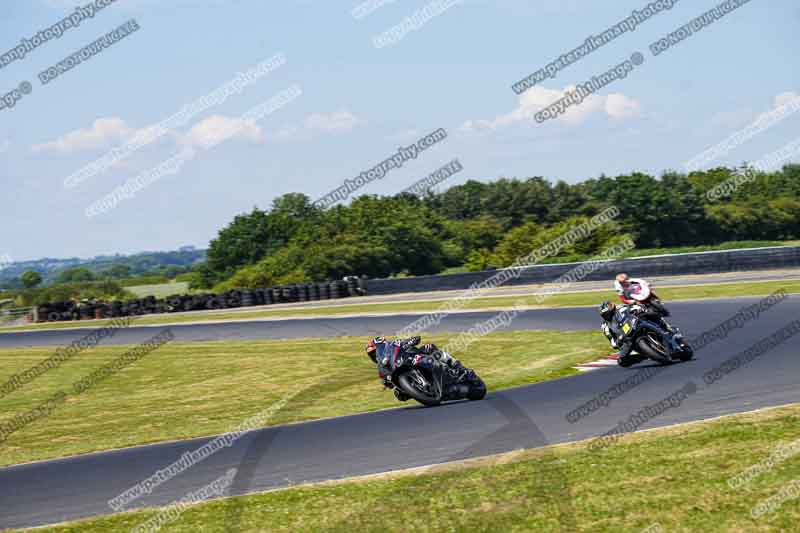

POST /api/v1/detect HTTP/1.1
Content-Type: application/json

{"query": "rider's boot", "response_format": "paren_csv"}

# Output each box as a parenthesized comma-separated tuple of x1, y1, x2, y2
(394, 388, 410, 401)
(616, 343, 643, 368)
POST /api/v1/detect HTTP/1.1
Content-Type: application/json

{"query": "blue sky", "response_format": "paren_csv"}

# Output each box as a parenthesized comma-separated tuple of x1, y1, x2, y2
(0, 0, 797, 261)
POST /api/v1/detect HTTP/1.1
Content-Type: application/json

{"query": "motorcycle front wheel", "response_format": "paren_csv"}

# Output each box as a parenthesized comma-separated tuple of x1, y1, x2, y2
(467, 377, 487, 401)
(395, 370, 441, 407)
(636, 333, 672, 364)
(675, 342, 694, 362)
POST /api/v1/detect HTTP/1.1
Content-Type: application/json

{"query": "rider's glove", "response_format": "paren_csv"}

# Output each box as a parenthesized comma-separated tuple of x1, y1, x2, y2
(601, 323, 611, 338)
(420, 343, 437, 354)
(406, 336, 422, 347)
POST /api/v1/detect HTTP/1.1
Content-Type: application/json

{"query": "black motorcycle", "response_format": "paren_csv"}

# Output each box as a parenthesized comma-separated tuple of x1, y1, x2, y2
(615, 305, 693, 367)
(387, 348, 486, 407)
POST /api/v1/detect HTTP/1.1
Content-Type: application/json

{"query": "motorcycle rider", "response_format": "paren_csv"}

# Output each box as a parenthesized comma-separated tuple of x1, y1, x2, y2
(615, 272, 670, 316)
(366, 336, 472, 401)
(614, 273, 646, 304)
(599, 300, 642, 367)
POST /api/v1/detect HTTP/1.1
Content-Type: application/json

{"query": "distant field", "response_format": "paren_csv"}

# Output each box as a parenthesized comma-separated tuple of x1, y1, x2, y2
(125, 281, 191, 298)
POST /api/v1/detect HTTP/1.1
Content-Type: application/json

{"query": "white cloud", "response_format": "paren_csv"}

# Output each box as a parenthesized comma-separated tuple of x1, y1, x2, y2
(460, 86, 640, 132)
(304, 110, 365, 132)
(266, 125, 300, 142)
(181, 115, 264, 148)
(34, 108, 364, 156)
(33, 118, 133, 154)
(707, 108, 754, 131)
(265, 110, 365, 141)
(753, 91, 800, 124)
(744, 91, 800, 128)
(774, 91, 799, 108)
(605, 93, 642, 121)
(388, 128, 420, 140)
(696, 91, 799, 139)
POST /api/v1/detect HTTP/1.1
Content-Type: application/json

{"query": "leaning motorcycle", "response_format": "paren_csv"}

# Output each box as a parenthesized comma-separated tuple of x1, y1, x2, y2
(377, 343, 486, 407)
(616, 304, 694, 367)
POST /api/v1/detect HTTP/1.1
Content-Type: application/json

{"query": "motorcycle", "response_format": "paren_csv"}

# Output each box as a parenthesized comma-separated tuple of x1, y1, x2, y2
(615, 303, 694, 367)
(376, 342, 486, 407)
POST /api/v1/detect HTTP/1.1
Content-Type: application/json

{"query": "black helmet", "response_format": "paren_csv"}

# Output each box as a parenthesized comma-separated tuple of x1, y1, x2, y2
(599, 300, 616, 321)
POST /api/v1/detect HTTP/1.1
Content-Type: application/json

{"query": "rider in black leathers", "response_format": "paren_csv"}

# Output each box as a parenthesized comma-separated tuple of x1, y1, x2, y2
(366, 336, 471, 401)
(599, 300, 643, 367)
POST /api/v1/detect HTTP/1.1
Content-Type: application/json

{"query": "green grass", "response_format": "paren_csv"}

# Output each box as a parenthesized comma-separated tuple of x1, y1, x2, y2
(0, 330, 608, 466)
(125, 281, 191, 298)
(3, 279, 798, 333)
(32, 403, 800, 532)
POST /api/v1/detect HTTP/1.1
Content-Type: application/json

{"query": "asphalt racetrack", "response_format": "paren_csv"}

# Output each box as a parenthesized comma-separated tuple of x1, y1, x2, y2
(2, 296, 799, 529)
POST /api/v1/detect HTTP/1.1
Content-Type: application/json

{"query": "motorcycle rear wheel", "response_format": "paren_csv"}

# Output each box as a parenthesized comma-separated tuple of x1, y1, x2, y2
(396, 370, 441, 407)
(636, 333, 672, 364)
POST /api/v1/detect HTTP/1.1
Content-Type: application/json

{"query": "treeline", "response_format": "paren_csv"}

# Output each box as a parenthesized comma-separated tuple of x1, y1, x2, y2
(0, 249, 206, 288)
(191, 164, 800, 290)
(10, 281, 134, 307)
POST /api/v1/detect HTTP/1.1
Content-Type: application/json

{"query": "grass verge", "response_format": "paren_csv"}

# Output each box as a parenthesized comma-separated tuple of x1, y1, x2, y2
(0, 330, 607, 466)
(125, 281, 191, 299)
(33, 403, 800, 532)
(2, 279, 798, 333)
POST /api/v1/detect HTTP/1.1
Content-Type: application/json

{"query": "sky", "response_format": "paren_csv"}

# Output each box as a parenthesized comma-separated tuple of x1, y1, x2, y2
(0, 0, 798, 261)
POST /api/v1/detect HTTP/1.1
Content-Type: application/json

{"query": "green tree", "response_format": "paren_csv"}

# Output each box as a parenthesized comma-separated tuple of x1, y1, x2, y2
(56, 267, 96, 283)
(103, 265, 132, 279)
(204, 194, 321, 285)
(21, 270, 43, 288)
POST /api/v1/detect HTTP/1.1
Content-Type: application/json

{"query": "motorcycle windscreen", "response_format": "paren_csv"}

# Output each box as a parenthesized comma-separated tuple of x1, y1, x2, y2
(375, 342, 402, 371)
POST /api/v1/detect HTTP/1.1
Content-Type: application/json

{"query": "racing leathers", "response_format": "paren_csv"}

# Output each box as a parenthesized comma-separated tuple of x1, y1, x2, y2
(601, 304, 638, 362)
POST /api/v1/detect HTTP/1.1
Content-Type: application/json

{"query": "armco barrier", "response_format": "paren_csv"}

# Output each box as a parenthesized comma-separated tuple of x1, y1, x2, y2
(364, 246, 800, 295)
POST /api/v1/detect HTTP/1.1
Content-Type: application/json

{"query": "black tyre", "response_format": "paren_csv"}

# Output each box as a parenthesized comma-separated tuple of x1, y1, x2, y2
(676, 344, 694, 362)
(264, 288, 275, 305)
(395, 370, 441, 407)
(319, 284, 330, 300)
(636, 333, 671, 364)
(241, 291, 254, 306)
(467, 377, 487, 401)
(617, 354, 640, 368)
(309, 285, 320, 301)
(329, 282, 340, 299)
